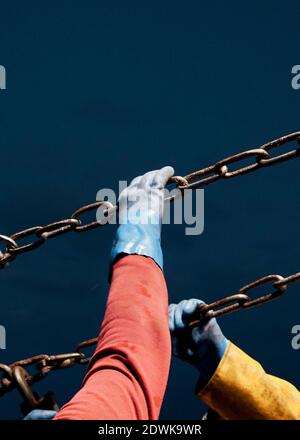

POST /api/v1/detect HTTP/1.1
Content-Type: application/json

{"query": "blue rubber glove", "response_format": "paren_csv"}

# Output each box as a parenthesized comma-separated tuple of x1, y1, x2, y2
(168, 299, 228, 388)
(23, 409, 57, 420)
(111, 166, 174, 270)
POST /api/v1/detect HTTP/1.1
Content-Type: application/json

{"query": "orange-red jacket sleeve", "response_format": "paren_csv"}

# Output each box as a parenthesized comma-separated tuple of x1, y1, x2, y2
(54, 255, 171, 420)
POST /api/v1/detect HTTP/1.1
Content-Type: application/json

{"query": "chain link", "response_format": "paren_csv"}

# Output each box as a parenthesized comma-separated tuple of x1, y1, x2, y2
(189, 271, 300, 327)
(0, 132, 299, 269)
(176, 131, 300, 189)
(0, 337, 98, 414)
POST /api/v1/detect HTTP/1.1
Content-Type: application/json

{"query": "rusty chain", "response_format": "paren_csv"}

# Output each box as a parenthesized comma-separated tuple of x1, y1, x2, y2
(0, 269, 300, 413)
(0, 131, 299, 269)
(189, 271, 300, 327)
(0, 131, 300, 414)
(0, 338, 98, 414)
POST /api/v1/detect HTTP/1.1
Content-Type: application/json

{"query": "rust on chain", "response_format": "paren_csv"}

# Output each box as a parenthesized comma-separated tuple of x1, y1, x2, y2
(211, 148, 269, 179)
(0, 364, 13, 388)
(260, 131, 300, 153)
(169, 175, 189, 187)
(37, 352, 85, 371)
(0, 336, 98, 404)
(188, 271, 298, 328)
(8, 227, 45, 255)
(0, 131, 300, 409)
(0, 251, 15, 268)
(76, 337, 98, 364)
(37, 219, 81, 239)
(240, 274, 287, 308)
(12, 366, 42, 408)
(9, 354, 49, 369)
(0, 269, 299, 406)
(257, 132, 300, 166)
(11, 366, 60, 414)
(273, 272, 300, 288)
(0, 131, 299, 268)
(0, 234, 18, 249)
(71, 201, 115, 231)
(0, 235, 17, 267)
(188, 294, 250, 327)
(76, 337, 98, 351)
(181, 131, 300, 189)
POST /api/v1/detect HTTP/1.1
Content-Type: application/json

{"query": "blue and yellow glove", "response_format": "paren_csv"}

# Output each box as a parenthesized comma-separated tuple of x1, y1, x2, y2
(168, 299, 228, 388)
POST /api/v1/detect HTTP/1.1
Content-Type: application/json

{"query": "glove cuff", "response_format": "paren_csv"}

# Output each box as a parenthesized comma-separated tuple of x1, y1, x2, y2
(111, 223, 163, 270)
(194, 337, 228, 389)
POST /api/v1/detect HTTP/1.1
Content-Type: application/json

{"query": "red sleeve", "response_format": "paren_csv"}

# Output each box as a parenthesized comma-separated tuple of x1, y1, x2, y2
(54, 255, 171, 420)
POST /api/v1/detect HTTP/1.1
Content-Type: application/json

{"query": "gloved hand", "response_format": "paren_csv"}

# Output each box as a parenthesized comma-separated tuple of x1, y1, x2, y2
(23, 409, 57, 420)
(168, 299, 228, 388)
(111, 166, 174, 270)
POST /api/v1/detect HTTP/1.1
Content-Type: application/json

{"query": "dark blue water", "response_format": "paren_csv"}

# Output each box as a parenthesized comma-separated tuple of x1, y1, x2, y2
(0, 1, 299, 419)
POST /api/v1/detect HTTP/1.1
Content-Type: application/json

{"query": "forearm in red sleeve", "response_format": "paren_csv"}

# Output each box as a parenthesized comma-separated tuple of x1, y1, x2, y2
(54, 255, 171, 420)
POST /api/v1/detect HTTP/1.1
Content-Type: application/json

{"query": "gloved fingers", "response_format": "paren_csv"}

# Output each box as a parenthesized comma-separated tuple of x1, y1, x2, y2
(125, 170, 160, 197)
(122, 167, 174, 200)
(181, 298, 205, 324)
(168, 303, 177, 332)
(23, 409, 57, 420)
(170, 299, 206, 331)
(152, 166, 174, 189)
(170, 334, 186, 358)
(174, 300, 189, 329)
(137, 169, 158, 189)
(128, 174, 143, 188)
(119, 186, 139, 205)
(139, 166, 174, 190)
(119, 172, 142, 200)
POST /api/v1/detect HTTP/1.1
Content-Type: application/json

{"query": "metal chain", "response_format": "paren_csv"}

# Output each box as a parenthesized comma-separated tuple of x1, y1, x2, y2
(0, 337, 98, 414)
(180, 131, 300, 189)
(0, 131, 300, 413)
(189, 271, 300, 327)
(0, 270, 299, 412)
(0, 132, 299, 269)
(0, 201, 116, 268)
